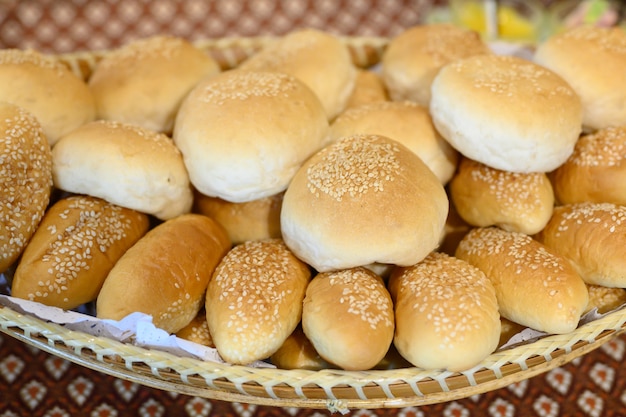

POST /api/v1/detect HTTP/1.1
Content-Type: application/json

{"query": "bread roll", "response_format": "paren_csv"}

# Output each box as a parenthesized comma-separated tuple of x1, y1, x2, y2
(238, 28, 357, 119)
(535, 203, 626, 288)
(551, 126, 626, 205)
(302, 267, 394, 371)
(206, 239, 311, 365)
(0, 49, 95, 145)
(97, 214, 231, 334)
(344, 69, 388, 109)
(173, 70, 329, 203)
(430, 54, 582, 173)
(52, 120, 193, 220)
(12, 196, 149, 309)
(0, 102, 52, 273)
(389, 252, 500, 371)
(450, 158, 555, 235)
(534, 26, 626, 131)
(381, 23, 491, 106)
(193, 190, 283, 244)
(281, 134, 449, 272)
(329, 101, 459, 184)
(456, 227, 588, 334)
(584, 285, 626, 315)
(175, 309, 214, 348)
(270, 327, 335, 370)
(89, 35, 220, 133)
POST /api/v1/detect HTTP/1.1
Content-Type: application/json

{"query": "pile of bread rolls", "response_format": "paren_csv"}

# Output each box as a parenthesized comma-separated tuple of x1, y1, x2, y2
(2, 23, 626, 374)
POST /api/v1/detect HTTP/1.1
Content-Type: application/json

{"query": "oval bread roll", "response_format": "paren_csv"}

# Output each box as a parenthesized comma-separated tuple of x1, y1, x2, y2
(206, 239, 311, 365)
(344, 69, 388, 109)
(12, 196, 149, 309)
(175, 310, 215, 348)
(97, 214, 231, 334)
(270, 327, 335, 370)
(456, 227, 588, 334)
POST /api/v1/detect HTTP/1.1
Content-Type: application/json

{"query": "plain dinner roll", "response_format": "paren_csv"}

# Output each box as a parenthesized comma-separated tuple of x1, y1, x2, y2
(0, 102, 52, 273)
(381, 23, 491, 106)
(534, 26, 626, 131)
(344, 69, 388, 109)
(238, 28, 357, 119)
(389, 252, 500, 371)
(173, 70, 329, 203)
(430, 54, 582, 173)
(281, 134, 448, 272)
(89, 35, 220, 133)
(52, 120, 193, 220)
(270, 327, 335, 370)
(329, 100, 459, 184)
(0, 49, 95, 145)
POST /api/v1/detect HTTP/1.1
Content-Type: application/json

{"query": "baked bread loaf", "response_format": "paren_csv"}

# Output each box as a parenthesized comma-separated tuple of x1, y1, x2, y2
(344, 69, 388, 109)
(450, 158, 555, 235)
(430, 54, 582, 173)
(389, 252, 500, 371)
(175, 309, 215, 348)
(456, 227, 589, 334)
(534, 26, 626, 131)
(329, 101, 459, 184)
(0, 49, 95, 145)
(381, 23, 491, 106)
(173, 70, 329, 203)
(12, 196, 150, 309)
(281, 134, 448, 272)
(238, 28, 357, 119)
(97, 214, 231, 334)
(270, 327, 335, 370)
(551, 126, 626, 205)
(52, 120, 193, 220)
(302, 267, 394, 371)
(89, 35, 221, 133)
(0, 102, 52, 273)
(535, 203, 626, 288)
(205, 239, 311, 365)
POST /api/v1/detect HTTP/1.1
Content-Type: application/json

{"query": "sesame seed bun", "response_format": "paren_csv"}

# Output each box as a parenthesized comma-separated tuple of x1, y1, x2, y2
(389, 252, 500, 372)
(0, 102, 52, 273)
(344, 69, 388, 109)
(173, 70, 329, 203)
(302, 267, 394, 371)
(551, 126, 626, 205)
(430, 54, 583, 173)
(12, 196, 149, 310)
(450, 158, 555, 235)
(281, 134, 448, 272)
(456, 227, 589, 334)
(52, 120, 193, 220)
(0, 49, 95, 145)
(175, 310, 214, 348)
(584, 285, 626, 315)
(381, 23, 491, 106)
(205, 239, 311, 365)
(89, 36, 220, 134)
(534, 26, 626, 131)
(97, 214, 231, 334)
(238, 28, 357, 120)
(536, 203, 626, 288)
(329, 100, 459, 184)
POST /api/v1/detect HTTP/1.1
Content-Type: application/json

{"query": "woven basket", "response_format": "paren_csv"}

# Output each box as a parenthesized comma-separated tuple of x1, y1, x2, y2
(1, 36, 625, 411)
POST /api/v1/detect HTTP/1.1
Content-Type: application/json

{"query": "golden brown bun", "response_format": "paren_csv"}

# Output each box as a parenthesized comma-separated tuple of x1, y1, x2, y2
(0, 102, 52, 273)
(52, 120, 193, 220)
(193, 190, 283, 245)
(97, 214, 231, 334)
(175, 309, 215, 348)
(329, 101, 459, 184)
(551, 126, 626, 205)
(206, 239, 311, 365)
(381, 23, 491, 106)
(389, 252, 500, 371)
(12, 196, 149, 309)
(173, 70, 329, 203)
(270, 327, 335, 370)
(437, 200, 472, 256)
(0, 49, 95, 145)
(499, 318, 526, 348)
(431, 54, 582, 173)
(535, 203, 626, 288)
(534, 26, 626, 131)
(238, 28, 357, 119)
(302, 267, 394, 371)
(89, 36, 220, 134)
(344, 69, 388, 109)
(281, 134, 449, 272)
(456, 227, 588, 334)
(450, 158, 555, 235)
(584, 285, 626, 315)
